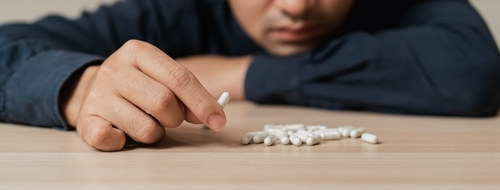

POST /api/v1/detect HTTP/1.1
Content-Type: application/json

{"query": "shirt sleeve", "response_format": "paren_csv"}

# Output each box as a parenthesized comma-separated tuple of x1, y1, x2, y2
(0, 0, 257, 129)
(245, 0, 500, 116)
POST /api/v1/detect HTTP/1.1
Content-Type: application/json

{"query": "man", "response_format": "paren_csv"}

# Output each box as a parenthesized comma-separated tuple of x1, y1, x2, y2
(1, 0, 499, 151)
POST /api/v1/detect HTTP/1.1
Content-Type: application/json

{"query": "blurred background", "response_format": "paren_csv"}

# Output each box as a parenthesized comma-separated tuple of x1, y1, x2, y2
(0, 0, 498, 47)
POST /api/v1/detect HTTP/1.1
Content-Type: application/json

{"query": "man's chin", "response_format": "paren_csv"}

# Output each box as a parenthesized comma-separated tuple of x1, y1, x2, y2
(264, 44, 317, 57)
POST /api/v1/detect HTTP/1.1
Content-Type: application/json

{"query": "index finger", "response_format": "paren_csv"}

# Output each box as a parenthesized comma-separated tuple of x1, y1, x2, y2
(121, 40, 226, 131)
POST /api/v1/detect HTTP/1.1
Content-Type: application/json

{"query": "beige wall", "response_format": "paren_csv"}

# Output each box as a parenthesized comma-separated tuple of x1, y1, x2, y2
(0, 0, 498, 46)
(0, 0, 117, 23)
(470, 0, 500, 47)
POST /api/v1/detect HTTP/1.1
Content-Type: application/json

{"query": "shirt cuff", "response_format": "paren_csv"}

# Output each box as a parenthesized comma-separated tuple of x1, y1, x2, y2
(4, 50, 104, 130)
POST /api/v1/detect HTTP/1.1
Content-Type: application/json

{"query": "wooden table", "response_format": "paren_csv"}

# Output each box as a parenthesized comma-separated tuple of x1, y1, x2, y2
(1, 101, 499, 189)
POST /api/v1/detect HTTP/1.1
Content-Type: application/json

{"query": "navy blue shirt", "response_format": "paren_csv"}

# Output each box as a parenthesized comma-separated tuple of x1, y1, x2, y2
(1, 0, 499, 130)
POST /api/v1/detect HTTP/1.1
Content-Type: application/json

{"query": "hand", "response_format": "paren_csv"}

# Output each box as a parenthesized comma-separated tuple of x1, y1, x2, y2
(176, 55, 252, 100)
(59, 40, 226, 151)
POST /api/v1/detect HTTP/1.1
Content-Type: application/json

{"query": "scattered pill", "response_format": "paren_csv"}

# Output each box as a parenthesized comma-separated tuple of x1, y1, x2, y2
(241, 133, 253, 145)
(289, 135, 302, 146)
(284, 123, 306, 131)
(279, 135, 290, 145)
(362, 133, 378, 144)
(294, 133, 310, 142)
(306, 125, 327, 131)
(350, 127, 365, 138)
(306, 135, 322, 146)
(270, 131, 290, 145)
(264, 135, 277, 146)
(318, 131, 341, 140)
(252, 131, 268, 144)
(338, 126, 354, 132)
(341, 129, 351, 137)
(241, 124, 379, 147)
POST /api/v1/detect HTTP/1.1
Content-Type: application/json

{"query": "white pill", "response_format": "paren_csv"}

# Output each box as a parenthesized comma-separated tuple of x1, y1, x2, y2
(341, 129, 351, 137)
(263, 123, 276, 130)
(265, 128, 285, 134)
(362, 133, 378, 144)
(306, 135, 322, 146)
(240, 134, 253, 145)
(349, 127, 365, 138)
(264, 135, 277, 146)
(315, 128, 338, 132)
(284, 123, 306, 131)
(287, 131, 295, 135)
(324, 128, 339, 132)
(295, 129, 313, 135)
(294, 133, 310, 142)
(249, 131, 268, 144)
(270, 132, 290, 145)
(306, 125, 327, 131)
(279, 134, 290, 145)
(217, 92, 231, 108)
(289, 135, 302, 146)
(338, 126, 354, 132)
(318, 131, 341, 140)
(264, 123, 284, 131)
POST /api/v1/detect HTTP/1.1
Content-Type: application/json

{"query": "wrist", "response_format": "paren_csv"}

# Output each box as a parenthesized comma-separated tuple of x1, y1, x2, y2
(59, 65, 100, 127)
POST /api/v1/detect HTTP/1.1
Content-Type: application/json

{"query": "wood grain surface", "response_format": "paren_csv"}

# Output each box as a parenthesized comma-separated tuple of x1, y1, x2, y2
(1, 101, 499, 189)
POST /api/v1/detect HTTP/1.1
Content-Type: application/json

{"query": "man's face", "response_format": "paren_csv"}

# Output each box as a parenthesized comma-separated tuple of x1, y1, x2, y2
(228, 0, 355, 56)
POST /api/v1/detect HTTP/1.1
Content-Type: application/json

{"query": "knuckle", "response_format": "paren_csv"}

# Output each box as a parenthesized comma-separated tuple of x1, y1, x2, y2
(122, 39, 144, 51)
(121, 39, 156, 56)
(136, 119, 160, 143)
(168, 67, 193, 91)
(149, 91, 172, 114)
(99, 61, 119, 77)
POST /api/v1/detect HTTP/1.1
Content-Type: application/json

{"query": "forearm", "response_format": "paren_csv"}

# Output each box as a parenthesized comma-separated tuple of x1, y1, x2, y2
(245, 0, 500, 116)
(176, 55, 252, 100)
(0, 47, 104, 129)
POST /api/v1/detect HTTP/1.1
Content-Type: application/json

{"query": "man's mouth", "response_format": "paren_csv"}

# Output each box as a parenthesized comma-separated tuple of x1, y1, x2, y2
(271, 24, 324, 42)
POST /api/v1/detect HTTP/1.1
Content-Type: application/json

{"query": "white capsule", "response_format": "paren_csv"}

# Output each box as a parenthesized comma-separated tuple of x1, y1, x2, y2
(263, 123, 276, 130)
(338, 126, 354, 132)
(295, 129, 313, 135)
(317, 131, 341, 140)
(273, 132, 290, 145)
(294, 133, 310, 142)
(264, 123, 284, 130)
(249, 131, 268, 144)
(287, 131, 295, 135)
(306, 135, 322, 146)
(320, 128, 339, 132)
(341, 129, 351, 137)
(264, 135, 277, 146)
(289, 135, 302, 146)
(362, 133, 378, 144)
(240, 134, 253, 145)
(217, 92, 231, 108)
(350, 127, 365, 138)
(306, 125, 327, 131)
(283, 123, 306, 131)
(265, 128, 285, 134)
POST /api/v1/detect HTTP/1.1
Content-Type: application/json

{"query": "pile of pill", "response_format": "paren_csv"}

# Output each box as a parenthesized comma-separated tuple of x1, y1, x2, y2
(241, 123, 378, 146)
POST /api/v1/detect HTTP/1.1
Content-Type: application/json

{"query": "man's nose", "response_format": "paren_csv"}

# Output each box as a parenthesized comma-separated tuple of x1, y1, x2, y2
(274, 0, 315, 19)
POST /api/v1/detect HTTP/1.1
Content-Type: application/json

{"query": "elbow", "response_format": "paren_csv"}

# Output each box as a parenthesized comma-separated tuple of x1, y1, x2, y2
(441, 61, 500, 117)
(446, 94, 500, 117)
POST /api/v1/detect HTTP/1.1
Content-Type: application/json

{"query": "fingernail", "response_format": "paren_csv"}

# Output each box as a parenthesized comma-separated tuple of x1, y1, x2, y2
(208, 114, 225, 131)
